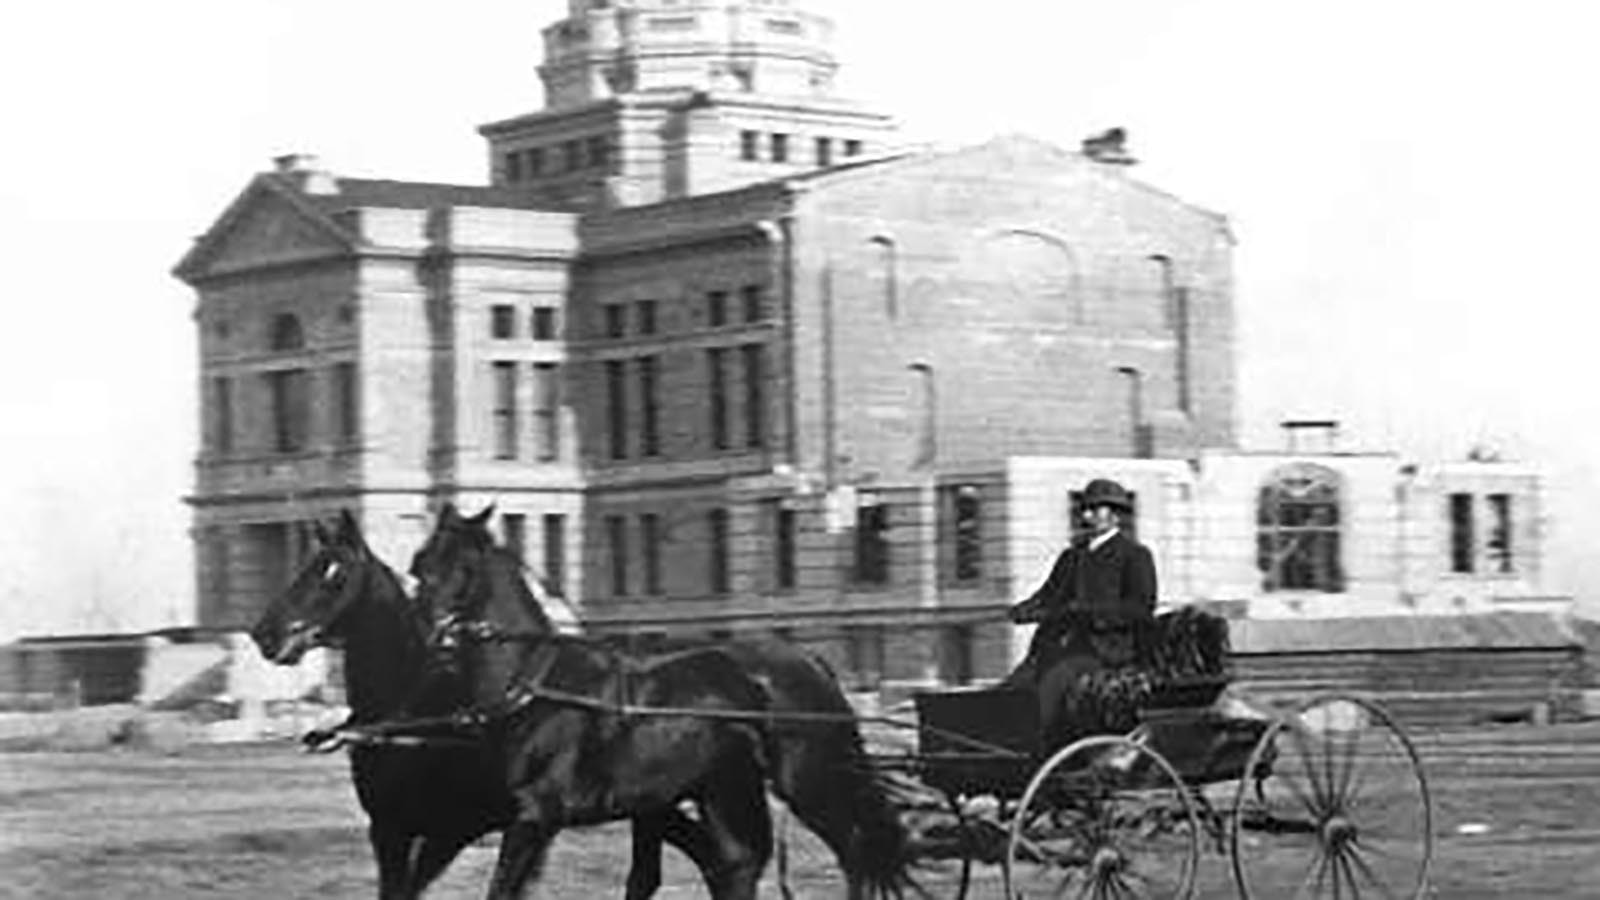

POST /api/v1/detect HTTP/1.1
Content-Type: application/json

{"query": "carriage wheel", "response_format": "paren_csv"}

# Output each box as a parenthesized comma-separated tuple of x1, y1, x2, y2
(1005, 735, 1200, 899)
(1230, 694, 1433, 899)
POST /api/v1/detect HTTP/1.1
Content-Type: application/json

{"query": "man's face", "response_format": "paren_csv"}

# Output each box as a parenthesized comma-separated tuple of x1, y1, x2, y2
(1083, 504, 1119, 536)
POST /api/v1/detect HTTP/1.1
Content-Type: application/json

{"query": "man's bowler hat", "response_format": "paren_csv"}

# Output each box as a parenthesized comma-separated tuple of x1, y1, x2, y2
(1082, 478, 1135, 513)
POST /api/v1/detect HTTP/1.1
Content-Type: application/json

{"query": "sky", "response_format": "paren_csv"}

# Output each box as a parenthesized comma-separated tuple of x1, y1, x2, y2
(2, 0, 1599, 638)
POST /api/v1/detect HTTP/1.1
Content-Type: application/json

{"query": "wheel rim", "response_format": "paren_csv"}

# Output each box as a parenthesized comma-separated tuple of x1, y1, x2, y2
(1230, 694, 1433, 899)
(1006, 735, 1200, 899)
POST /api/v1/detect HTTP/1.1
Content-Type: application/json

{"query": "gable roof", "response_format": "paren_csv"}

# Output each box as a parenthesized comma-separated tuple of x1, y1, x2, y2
(783, 133, 1232, 230)
(173, 171, 557, 282)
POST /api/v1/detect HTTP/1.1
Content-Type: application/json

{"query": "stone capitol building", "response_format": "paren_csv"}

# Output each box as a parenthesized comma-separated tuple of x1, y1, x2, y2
(174, 0, 1572, 691)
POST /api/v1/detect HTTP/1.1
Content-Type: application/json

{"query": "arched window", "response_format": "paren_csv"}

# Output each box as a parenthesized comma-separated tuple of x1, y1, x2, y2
(980, 229, 1083, 323)
(1257, 464, 1344, 592)
(867, 235, 898, 320)
(270, 313, 304, 352)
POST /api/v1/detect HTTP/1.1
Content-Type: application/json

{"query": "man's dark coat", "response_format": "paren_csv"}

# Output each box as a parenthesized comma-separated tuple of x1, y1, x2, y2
(1003, 530, 1158, 742)
(1010, 530, 1157, 662)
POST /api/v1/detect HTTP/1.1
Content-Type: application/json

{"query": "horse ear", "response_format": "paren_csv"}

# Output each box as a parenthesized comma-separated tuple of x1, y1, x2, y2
(337, 509, 363, 544)
(311, 519, 333, 546)
(468, 504, 495, 527)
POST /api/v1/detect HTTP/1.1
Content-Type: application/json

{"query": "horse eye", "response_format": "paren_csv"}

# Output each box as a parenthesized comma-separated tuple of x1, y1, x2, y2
(323, 560, 343, 580)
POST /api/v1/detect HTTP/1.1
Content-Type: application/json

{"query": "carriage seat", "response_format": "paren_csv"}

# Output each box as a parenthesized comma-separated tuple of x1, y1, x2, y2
(1069, 606, 1233, 736)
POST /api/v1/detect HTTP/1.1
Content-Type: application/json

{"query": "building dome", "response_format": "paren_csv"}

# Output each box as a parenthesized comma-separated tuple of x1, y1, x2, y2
(540, 0, 840, 108)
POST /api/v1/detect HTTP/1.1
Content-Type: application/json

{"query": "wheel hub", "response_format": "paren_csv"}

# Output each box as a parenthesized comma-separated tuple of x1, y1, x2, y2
(1321, 814, 1357, 848)
(1091, 846, 1124, 876)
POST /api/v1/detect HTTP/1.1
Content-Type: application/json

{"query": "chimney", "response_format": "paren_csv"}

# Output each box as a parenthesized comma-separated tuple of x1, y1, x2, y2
(1282, 419, 1340, 454)
(272, 153, 339, 195)
(1081, 127, 1137, 166)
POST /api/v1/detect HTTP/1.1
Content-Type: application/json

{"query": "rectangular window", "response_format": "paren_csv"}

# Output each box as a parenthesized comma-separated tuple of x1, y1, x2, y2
(708, 508, 730, 594)
(740, 129, 761, 161)
(853, 498, 890, 585)
(586, 134, 611, 170)
(770, 132, 789, 163)
(543, 513, 566, 596)
(942, 484, 983, 582)
(491, 304, 516, 339)
(563, 139, 583, 172)
(607, 514, 629, 596)
(814, 136, 833, 167)
(333, 362, 358, 445)
(768, 499, 796, 591)
(492, 361, 518, 459)
(266, 369, 309, 453)
(846, 625, 884, 688)
(1487, 493, 1514, 573)
(638, 355, 660, 457)
(526, 147, 545, 177)
(1448, 492, 1475, 574)
(531, 306, 558, 341)
(606, 360, 627, 460)
(503, 151, 522, 182)
(211, 376, 233, 454)
(707, 347, 729, 450)
(844, 139, 863, 157)
(635, 299, 658, 335)
(532, 362, 560, 461)
(641, 513, 662, 595)
(939, 625, 974, 685)
(740, 284, 765, 322)
(706, 290, 728, 327)
(502, 513, 527, 564)
(741, 343, 765, 449)
(604, 303, 626, 339)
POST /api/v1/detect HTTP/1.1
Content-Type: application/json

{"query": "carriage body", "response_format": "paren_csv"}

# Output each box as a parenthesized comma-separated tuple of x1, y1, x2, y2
(896, 611, 1432, 899)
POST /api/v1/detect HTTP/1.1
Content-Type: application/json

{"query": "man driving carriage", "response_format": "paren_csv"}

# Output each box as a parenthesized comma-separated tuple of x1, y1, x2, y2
(1002, 478, 1158, 746)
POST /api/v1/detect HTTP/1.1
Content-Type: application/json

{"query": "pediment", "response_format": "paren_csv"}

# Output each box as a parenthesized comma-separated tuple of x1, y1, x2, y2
(174, 178, 357, 282)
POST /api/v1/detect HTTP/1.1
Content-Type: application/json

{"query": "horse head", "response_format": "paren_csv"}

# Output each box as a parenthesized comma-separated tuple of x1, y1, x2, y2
(410, 504, 556, 642)
(250, 509, 393, 665)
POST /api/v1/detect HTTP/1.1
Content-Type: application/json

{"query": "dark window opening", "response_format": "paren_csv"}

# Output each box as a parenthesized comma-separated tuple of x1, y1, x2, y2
(707, 348, 728, 450)
(543, 514, 566, 596)
(707, 290, 728, 327)
(770, 132, 789, 163)
(492, 361, 518, 459)
(741, 343, 765, 449)
(607, 515, 629, 596)
(490, 304, 515, 339)
(1487, 493, 1514, 574)
(641, 513, 662, 595)
(853, 499, 890, 585)
(639, 355, 660, 457)
(740, 284, 765, 322)
(606, 360, 627, 460)
(708, 508, 730, 595)
(531, 306, 558, 340)
(740, 130, 761, 161)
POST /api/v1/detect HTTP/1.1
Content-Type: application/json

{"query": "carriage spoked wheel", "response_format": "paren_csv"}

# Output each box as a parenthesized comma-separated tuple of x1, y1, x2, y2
(1005, 735, 1200, 899)
(1230, 693, 1433, 899)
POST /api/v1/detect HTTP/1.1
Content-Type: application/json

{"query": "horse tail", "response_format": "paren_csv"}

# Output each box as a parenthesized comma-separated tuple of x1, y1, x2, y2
(840, 754, 921, 899)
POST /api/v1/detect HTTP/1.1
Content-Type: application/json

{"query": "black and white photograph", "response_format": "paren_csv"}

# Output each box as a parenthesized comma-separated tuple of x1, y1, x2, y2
(3, 1, 1598, 896)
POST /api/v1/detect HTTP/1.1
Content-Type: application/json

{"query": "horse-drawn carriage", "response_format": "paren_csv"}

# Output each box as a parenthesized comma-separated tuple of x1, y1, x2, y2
(253, 508, 1433, 900)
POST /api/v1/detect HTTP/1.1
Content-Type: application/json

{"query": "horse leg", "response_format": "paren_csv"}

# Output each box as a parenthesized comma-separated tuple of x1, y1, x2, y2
(407, 830, 480, 895)
(368, 822, 415, 900)
(486, 819, 556, 900)
(625, 813, 669, 900)
(694, 759, 774, 900)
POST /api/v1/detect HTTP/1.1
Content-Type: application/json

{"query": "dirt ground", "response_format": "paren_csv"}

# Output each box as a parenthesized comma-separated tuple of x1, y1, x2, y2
(2, 722, 1598, 898)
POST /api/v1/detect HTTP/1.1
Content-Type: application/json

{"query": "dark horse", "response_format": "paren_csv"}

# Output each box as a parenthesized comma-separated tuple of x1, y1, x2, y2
(411, 504, 919, 899)
(248, 511, 769, 899)
(248, 512, 510, 898)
